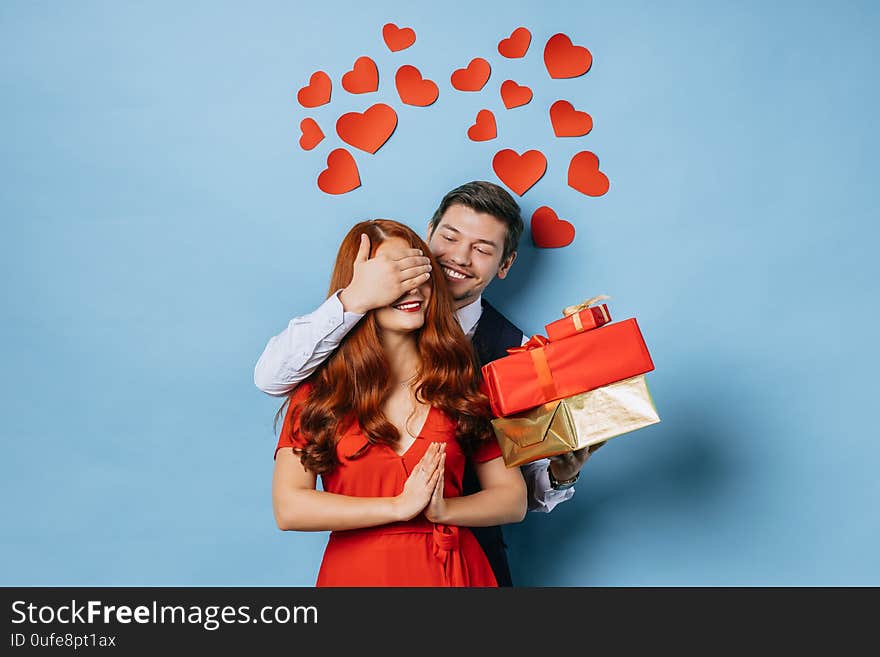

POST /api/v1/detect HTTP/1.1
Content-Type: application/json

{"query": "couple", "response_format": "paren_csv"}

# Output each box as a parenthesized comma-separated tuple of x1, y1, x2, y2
(258, 181, 596, 586)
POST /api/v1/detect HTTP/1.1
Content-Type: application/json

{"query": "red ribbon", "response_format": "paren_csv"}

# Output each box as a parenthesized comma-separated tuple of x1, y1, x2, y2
(506, 334, 549, 355)
(432, 524, 470, 586)
(505, 335, 558, 404)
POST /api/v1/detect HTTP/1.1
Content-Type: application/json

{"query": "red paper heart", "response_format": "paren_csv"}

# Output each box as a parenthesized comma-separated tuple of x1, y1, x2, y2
(318, 148, 360, 195)
(492, 149, 547, 196)
(467, 110, 496, 142)
(395, 65, 439, 106)
(299, 118, 324, 151)
(498, 27, 531, 58)
(550, 100, 593, 137)
(531, 206, 575, 248)
(342, 56, 379, 94)
(500, 80, 532, 109)
(297, 71, 331, 108)
(568, 151, 609, 197)
(383, 23, 416, 52)
(451, 57, 491, 92)
(336, 103, 398, 154)
(544, 33, 593, 79)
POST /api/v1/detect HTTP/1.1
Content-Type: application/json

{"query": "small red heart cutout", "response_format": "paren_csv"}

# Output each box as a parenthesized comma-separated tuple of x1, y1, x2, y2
(492, 149, 547, 196)
(544, 33, 592, 79)
(531, 206, 575, 248)
(318, 148, 361, 195)
(395, 65, 439, 106)
(498, 27, 531, 58)
(342, 56, 379, 94)
(467, 110, 496, 142)
(550, 100, 593, 137)
(568, 151, 609, 197)
(500, 80, 532, 109)
(336, 103, 398, 154)
(383, 23, 416, 52)
(297, 71, 331, 108)
(451, 57, 491, 91)
(299, 118, 324, 151)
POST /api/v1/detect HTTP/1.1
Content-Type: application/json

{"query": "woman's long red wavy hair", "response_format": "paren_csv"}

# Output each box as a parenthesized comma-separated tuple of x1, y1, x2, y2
(276, 219, 494, 475)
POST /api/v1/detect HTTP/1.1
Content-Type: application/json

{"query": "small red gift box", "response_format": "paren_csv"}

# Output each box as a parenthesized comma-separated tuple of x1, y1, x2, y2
(545, 296, 611, 341)
(481, 318, 655, 417)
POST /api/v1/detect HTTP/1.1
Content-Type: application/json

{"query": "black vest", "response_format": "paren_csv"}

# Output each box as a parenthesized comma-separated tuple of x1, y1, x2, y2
(464, 298, 524, 587)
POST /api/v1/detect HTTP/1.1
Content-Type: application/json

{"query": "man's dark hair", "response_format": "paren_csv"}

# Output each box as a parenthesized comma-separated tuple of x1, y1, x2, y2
(429, 181, 524, 262)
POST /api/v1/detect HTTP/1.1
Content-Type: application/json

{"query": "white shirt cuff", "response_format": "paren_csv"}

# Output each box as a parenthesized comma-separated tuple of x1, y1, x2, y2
(326, 289, 366, 339)
(527, 459, 575, 513)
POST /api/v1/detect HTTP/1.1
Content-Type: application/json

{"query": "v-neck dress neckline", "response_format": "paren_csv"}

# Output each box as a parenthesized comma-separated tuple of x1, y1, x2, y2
(388, 405, 436, 458)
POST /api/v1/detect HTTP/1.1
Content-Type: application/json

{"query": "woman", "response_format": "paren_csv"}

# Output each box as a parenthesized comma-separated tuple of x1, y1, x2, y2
(272, 219, 527, 586)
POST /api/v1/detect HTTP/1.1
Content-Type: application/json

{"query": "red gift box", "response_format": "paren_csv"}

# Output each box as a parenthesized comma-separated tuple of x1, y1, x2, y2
(545, 301, 611, 341)
(481, 318, 655, 417)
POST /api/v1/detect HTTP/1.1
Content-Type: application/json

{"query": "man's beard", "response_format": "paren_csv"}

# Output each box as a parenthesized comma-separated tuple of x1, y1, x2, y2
(452, 287, 477, 303)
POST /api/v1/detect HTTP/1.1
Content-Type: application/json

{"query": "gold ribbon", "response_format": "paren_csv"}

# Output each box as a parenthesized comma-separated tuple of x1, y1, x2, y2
(562, 295, 611, 318)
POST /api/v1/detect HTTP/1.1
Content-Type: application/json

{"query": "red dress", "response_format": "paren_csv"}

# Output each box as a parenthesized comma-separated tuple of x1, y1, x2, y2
(274, 384, 500, 587)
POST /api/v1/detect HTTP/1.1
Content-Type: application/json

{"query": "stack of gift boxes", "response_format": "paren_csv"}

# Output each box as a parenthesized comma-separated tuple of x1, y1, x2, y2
(481, 297, 660, 467)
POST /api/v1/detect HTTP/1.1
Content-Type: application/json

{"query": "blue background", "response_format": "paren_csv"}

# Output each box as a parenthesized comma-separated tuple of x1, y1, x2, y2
(2, 0, 877, 585)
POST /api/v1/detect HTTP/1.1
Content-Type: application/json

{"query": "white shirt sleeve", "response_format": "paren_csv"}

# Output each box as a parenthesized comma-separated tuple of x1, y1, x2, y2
(521, 458, 575, 513)
(253, 291, 365, 397)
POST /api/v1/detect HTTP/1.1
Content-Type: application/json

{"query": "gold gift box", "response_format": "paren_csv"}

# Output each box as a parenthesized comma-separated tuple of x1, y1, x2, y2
(491, 375, 660, 467)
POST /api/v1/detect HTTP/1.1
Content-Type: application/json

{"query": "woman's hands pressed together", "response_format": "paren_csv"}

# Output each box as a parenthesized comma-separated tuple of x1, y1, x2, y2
(393, 442, 446, 521)
(424, 447, 448, 524)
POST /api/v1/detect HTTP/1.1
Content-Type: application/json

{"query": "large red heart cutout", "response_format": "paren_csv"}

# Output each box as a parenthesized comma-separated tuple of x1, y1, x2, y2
(395, 65, 439, 106)
(544, 33, 593, 79)
(550, 100, 593, 137)
(451, 57, 491, 92)
(299, 118, 324, 151)
(568, 151, 609, 196)
(342, 56, 379, 94)
(467, 110, 496, 142)
(297, 71, 331, 108)
(336, 103, 398, 154)
(498, 27, 531, 58)
(318, 148, 360, 195)
(492, 149, 547, 196)
(383, 23, 416, 52)
(500, 80, 532, 109)
(531, 206, 575, 248)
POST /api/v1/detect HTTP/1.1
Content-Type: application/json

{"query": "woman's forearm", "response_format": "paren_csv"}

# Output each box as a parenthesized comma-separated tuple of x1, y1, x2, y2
(436, 486, 527, 527)
(273, 488, 402, 532)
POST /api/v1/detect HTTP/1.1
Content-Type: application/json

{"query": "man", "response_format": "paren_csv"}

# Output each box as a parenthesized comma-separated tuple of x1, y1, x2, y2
(255, 181, 596, 586)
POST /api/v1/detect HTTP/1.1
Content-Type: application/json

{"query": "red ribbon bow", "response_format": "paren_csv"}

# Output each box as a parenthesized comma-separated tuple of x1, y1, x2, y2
(503, 334, 558, 404)
(506, 334, 549, 355)
(432, 524, 468, 586)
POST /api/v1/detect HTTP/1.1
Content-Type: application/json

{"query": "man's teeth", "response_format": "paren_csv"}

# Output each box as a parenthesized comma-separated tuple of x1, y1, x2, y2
(394, 302, 420, 310)
(443, 267, 468, 280)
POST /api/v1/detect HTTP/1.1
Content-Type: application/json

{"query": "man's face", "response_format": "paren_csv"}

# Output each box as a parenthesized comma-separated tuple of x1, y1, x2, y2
(426, 204, 517, 309)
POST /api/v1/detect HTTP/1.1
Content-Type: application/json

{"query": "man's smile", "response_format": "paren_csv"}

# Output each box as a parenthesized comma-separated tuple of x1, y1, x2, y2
(441, 264, 472, 282)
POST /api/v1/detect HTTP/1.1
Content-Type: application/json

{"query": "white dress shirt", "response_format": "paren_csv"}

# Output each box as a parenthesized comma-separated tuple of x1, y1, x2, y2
(254, 292, 575, 512)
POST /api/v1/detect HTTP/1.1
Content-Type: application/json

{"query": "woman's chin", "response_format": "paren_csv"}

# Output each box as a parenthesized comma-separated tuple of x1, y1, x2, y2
(378, 316, 426, 333)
